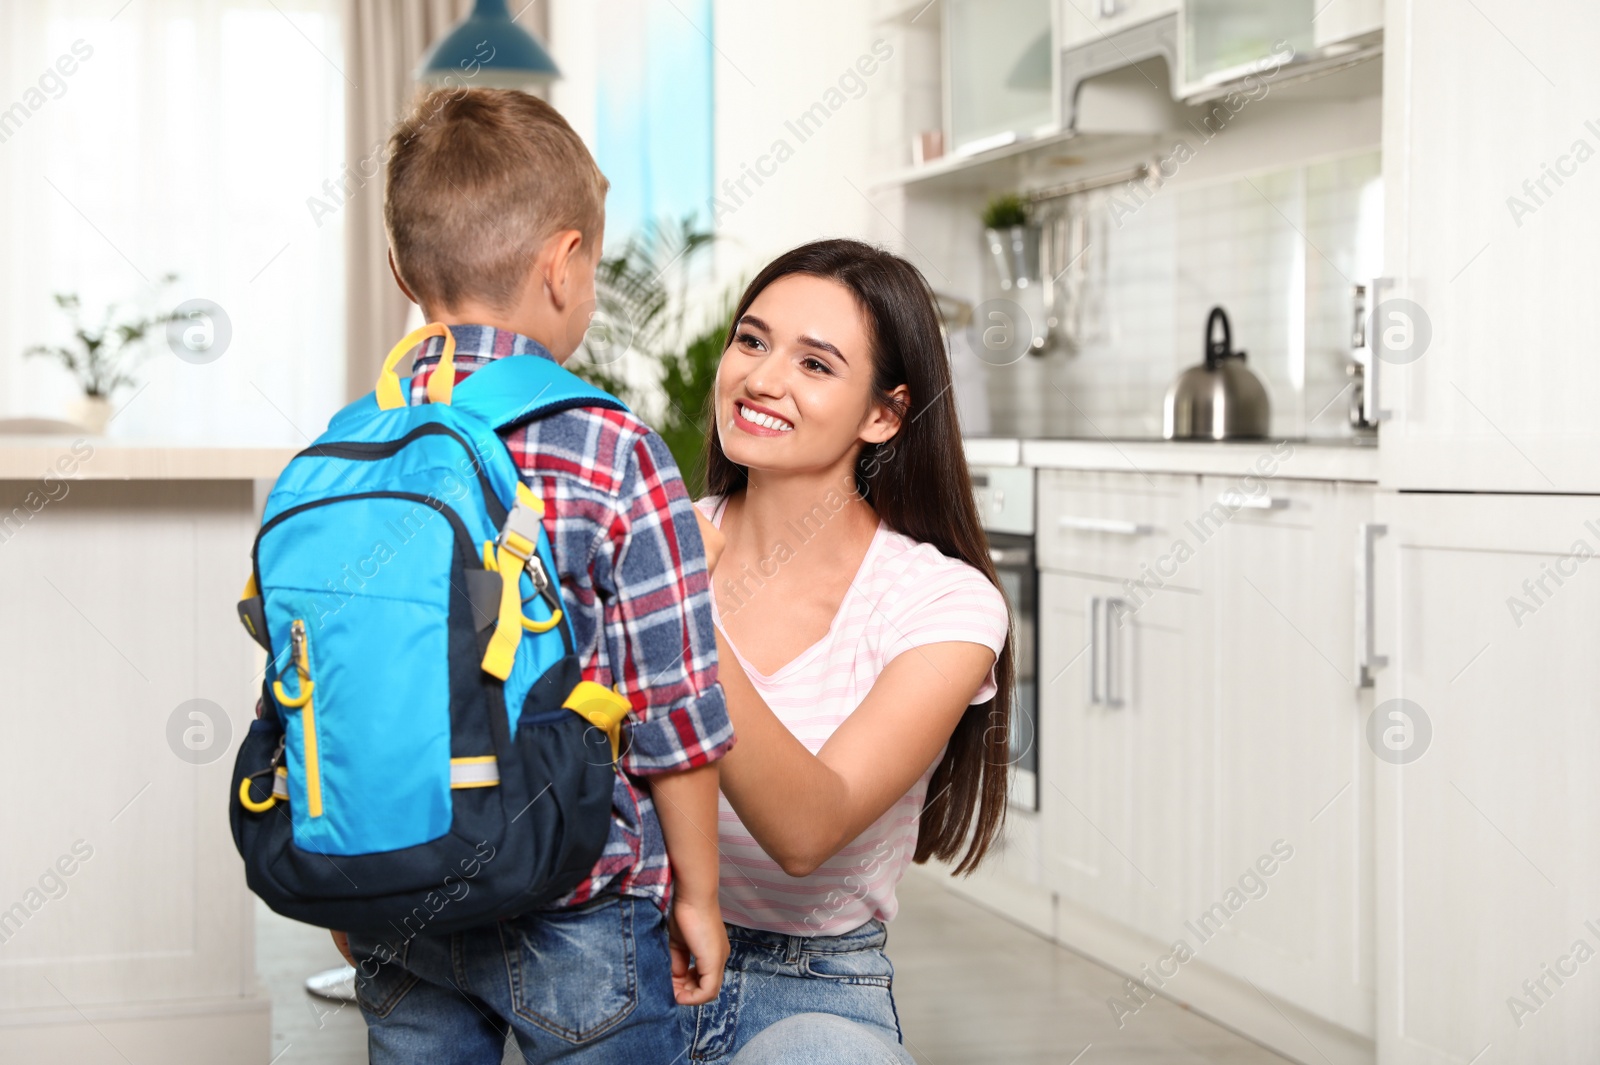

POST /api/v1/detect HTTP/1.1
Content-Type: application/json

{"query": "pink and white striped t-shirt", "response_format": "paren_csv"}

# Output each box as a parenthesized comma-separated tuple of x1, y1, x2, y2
(696, 495, 1010, 936)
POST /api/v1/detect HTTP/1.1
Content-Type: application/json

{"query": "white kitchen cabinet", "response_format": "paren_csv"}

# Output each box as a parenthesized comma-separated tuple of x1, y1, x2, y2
(1180, 0, 1316, 91)
(1058, 0, 1179, 52)
(1035, 466, 1378, 1046)
(1381, 1, 1600, 491)
(1036, 470, 1209, 945)
(1371, 492, 1600, 1064)
(1197, 476, 1375, 1037)
(946, 0, 1056, 152)
(1039, 568, 1209, 944)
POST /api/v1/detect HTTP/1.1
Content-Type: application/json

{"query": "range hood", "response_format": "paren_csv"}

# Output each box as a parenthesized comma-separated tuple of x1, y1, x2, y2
(1060, 12, 1382, 134)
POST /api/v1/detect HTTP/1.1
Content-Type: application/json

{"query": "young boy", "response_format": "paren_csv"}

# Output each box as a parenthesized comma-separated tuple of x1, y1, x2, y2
(335, 87, 733, 1063)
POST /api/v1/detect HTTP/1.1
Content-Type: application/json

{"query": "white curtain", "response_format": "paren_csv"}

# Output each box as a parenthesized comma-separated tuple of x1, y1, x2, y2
(0, 0, 345, 445)
(342, 0, 468, 402)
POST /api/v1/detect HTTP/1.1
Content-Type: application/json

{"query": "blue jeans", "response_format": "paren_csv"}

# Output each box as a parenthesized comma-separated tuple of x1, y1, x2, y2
(348, 894, 681, 1064)
(682, 920, 915, 1065)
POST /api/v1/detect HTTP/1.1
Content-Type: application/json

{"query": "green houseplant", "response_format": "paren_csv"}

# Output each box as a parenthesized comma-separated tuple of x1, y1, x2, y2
(981, 192, 1039, 291)
(568, 218, 732, 495)
(25, 277, 179, 433)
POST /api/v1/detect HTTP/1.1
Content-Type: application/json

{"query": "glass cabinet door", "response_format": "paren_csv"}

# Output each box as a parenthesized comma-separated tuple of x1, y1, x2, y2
(945, 0, 1054, 153)
(1183, 0, 1312, 89)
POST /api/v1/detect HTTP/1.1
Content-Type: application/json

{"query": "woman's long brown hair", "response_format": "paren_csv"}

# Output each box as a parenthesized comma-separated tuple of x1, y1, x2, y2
(704, 238, 1015, 875)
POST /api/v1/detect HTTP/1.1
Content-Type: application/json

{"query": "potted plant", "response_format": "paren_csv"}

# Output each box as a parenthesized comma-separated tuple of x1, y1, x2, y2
(25, 277, 178, 434)
(981, 193, 1039, 291)
(569, 219, 730, 494)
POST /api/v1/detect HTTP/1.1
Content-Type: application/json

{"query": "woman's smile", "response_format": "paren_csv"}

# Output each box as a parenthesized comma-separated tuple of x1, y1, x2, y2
(731, 399, 794, 435)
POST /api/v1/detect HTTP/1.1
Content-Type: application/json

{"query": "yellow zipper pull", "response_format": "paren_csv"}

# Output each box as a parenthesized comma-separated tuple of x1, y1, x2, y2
(291, 619, 309, 675)
(273, 619, 315, 708)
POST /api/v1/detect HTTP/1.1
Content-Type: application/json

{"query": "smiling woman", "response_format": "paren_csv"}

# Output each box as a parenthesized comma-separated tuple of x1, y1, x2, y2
(682, 239, 1016, 1064)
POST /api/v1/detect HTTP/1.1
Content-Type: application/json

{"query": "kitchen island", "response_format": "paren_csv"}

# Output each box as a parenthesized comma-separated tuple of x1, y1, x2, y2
(0, 440, 293, 1062)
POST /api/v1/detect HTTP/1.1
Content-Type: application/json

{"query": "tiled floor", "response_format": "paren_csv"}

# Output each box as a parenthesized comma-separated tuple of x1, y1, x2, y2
(891, 874, 1290, 1065)
(257, 874, 1289, 1064)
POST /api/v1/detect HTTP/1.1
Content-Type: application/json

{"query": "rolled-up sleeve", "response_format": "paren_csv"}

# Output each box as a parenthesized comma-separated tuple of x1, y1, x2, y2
(599, 431, 735, 775)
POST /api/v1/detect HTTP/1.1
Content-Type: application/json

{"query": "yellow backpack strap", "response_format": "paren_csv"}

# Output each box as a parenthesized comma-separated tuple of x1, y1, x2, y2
(480, 484, 552, 680)
(237, 573, 269, 651)
(375, 323, 457, 410)
(563, 681, 633, 762)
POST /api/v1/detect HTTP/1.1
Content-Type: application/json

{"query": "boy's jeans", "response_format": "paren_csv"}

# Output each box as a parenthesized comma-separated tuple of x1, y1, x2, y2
(349, 894, 681, 1064)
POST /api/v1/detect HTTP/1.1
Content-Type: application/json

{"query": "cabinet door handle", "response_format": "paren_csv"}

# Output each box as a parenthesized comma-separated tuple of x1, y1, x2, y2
(1216, 491, 1288, 511)
(1058, 516, 1154, 536)
(1356, 522, 1388, 687)
(1087, 596, 1102, 705)
(1098, 0, 1121, 16)
(1104, 597, 1125, 709)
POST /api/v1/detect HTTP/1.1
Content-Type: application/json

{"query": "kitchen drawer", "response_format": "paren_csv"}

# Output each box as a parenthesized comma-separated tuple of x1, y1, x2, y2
(1037, 469, 1200, 586)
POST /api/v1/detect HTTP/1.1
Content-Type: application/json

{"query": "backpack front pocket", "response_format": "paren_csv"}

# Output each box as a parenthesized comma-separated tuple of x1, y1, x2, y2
(259, 493, 471, 856)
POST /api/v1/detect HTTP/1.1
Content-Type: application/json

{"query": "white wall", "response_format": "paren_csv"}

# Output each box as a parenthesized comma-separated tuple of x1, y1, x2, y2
(707, 1, 899, 298)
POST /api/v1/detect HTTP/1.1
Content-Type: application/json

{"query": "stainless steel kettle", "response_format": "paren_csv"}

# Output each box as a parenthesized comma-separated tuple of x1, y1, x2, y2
(1163, 307, 1270, 440)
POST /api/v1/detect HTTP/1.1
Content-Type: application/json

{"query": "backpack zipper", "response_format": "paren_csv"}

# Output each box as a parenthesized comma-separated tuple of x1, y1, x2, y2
(289, 619, 324, 818)
(270, 618, 323, 818)
(292, 423, 509, 528)
(254, 490, 479, 573)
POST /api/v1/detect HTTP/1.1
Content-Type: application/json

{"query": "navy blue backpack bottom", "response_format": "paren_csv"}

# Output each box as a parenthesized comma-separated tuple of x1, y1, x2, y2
(229, 655, 615, 940)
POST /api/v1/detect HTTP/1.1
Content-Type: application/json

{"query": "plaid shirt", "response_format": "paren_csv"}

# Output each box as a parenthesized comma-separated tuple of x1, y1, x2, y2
(410, 324, 733, 912)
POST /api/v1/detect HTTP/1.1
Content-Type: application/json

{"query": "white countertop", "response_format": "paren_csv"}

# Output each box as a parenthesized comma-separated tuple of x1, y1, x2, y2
(966, 436, 1379, 482)
(0, 438, 296, 481)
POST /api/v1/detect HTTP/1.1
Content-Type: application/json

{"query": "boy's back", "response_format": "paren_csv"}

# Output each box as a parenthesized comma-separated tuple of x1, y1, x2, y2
(331, 87, 732, 1064)
(407, 327, 730, 912)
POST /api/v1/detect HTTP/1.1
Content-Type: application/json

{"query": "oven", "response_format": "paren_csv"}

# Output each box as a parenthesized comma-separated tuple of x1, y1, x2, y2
(970, 465, 1038, 811)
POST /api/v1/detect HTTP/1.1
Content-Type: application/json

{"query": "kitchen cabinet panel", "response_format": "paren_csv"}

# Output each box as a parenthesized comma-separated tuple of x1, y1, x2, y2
(1381, 1, 1600, 491)
(1181, 0, 1315, 92)
(946, 0, 1057, 152)
(1372, 492, 1600, 1064)
(1200, 477, 1375, 1037)
(1313, 0, 1381, 50)
(1037, 469, 1203, 586)
(1038, 569, 1208, 946)
(1058, 0, 1179, 52)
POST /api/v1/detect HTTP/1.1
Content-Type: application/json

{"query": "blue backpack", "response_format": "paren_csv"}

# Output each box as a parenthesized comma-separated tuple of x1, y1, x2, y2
(230, 324, 632, 937)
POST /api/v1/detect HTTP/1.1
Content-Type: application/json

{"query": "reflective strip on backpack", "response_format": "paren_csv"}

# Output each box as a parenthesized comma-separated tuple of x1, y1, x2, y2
(267, 759, 498, 802)
(449, 756, 500, 789)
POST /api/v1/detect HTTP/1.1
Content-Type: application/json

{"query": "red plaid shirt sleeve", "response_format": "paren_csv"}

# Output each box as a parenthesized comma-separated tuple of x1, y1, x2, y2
(595, 431, 733, 775)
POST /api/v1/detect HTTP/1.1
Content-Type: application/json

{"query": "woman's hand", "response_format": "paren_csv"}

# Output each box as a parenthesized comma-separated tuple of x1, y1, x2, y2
(330, 929, 356, 967)
(667, 894, 729, 1005)
(695, 509, 726, 573)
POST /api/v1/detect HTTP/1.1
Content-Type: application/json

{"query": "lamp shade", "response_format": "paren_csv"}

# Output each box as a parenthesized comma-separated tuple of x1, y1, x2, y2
(416, 0, 560, 89)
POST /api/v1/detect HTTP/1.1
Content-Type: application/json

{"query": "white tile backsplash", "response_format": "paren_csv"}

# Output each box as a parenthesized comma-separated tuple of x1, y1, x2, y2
(974, 149, 1382, 439)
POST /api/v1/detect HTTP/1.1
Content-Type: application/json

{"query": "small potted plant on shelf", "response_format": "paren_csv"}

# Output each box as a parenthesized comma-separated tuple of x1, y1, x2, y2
(981, 193, 1039, 291)
(25, 276, 178, 434)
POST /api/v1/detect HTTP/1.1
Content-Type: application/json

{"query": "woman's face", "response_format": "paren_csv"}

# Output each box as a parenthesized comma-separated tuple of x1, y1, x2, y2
(715, 273, 903, 476)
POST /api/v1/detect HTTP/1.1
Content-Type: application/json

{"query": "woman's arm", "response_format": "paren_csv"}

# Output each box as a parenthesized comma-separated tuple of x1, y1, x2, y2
(714, 626, 996, 877)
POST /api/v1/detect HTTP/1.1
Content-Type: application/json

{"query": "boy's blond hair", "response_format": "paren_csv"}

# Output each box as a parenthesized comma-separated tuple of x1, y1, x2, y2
(384, 88, 608, 312)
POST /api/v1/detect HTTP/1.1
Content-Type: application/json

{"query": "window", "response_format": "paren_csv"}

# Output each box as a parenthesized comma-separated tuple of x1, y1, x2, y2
(1, 0, 345, 444)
